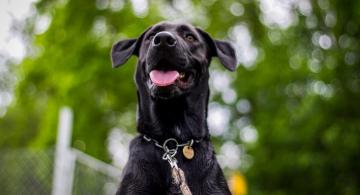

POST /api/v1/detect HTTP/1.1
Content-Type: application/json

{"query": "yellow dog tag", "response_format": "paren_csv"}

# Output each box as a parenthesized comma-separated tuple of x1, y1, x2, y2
(182, 145, 194, 160)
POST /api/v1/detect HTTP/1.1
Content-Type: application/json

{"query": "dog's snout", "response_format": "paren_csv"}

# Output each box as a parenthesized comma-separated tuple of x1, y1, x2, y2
(152, 31, 177, 48)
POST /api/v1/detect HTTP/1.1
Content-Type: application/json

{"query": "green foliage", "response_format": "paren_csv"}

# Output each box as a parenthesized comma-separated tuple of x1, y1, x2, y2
(0, 0, 359, 194)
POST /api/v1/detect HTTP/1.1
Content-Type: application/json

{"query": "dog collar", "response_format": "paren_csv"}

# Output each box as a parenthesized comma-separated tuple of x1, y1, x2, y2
(142, 135, 196, 194)
(142, 135, 200, 160)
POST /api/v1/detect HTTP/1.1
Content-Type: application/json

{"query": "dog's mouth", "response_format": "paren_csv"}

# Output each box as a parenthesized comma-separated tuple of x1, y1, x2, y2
(149, 69, 193, 88)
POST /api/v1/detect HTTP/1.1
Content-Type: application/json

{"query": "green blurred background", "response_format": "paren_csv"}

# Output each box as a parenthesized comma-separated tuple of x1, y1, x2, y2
(0, 0, 359, 194)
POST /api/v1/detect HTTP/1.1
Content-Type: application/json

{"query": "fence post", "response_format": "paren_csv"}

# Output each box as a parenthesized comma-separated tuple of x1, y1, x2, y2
(52, 107, 75, 195)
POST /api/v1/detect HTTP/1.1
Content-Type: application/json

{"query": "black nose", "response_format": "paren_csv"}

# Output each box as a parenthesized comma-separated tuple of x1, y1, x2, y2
(152, 31, 177, 47)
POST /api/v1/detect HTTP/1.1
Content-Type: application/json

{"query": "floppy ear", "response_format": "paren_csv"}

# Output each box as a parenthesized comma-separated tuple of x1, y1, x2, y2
(111, 39, 137, 68)
(111, 27, 151, 68)
(196, 28, 237, 71)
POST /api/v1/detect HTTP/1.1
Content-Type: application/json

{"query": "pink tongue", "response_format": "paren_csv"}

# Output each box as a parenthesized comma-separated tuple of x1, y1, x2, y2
(150, 70, 179, 87)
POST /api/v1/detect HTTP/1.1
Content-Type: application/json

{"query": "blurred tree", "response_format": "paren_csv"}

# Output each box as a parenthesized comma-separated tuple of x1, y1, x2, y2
(240, 1, 360, 194)
(0, 0, 359, 194)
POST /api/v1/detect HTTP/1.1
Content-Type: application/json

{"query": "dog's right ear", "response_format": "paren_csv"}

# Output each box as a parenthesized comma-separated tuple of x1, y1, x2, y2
(111, 27, 151, 68)
(111, 39, 137, 68)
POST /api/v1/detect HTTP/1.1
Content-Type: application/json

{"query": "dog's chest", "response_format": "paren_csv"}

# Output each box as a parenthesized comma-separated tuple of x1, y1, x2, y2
(147, 142, 214, 189)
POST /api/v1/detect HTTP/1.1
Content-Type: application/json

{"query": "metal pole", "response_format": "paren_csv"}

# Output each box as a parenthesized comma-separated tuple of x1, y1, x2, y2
(52, 107, 75, 195)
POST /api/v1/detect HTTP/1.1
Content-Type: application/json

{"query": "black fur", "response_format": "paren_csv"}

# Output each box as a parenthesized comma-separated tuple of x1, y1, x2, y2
(111, 22, 237, 195)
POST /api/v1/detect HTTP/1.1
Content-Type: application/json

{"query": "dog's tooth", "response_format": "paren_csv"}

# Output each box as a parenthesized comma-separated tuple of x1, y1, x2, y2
(179, 72, 185, 79)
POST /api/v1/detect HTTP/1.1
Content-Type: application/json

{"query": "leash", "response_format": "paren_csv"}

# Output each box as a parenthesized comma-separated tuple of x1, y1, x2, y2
(143, 135, 200, 195)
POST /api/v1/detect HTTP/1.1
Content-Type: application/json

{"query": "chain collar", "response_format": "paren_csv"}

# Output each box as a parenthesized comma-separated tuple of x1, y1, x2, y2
(142, 135, 200, 166)
(143, 135, 199, 149)
(142, 135, 198, 195)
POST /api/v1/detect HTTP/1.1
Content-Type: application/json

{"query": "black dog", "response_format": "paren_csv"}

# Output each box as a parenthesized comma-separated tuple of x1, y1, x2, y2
(111, 22, 237, 195)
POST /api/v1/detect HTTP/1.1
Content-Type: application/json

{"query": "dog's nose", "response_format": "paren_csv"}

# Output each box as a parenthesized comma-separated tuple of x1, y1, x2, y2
(152, 31, 177, 48)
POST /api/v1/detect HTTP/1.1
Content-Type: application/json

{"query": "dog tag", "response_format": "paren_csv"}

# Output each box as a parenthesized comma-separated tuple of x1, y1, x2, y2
(182, 145, 194, 160)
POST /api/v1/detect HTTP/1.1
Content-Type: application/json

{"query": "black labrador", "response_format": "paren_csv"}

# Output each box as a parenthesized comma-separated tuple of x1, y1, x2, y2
(111, 21, 237, 195)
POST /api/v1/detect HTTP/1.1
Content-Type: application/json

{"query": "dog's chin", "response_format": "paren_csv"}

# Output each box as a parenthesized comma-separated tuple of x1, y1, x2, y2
(147, 72, 195, 100)
(149, 85, 180, 100)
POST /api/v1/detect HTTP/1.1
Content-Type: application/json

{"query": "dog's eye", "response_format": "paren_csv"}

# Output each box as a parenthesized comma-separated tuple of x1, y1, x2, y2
(185, 34, 195, 42)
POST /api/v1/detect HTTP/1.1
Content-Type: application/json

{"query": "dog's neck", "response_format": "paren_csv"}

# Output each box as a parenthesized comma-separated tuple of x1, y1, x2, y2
(136, 87, 210, 142)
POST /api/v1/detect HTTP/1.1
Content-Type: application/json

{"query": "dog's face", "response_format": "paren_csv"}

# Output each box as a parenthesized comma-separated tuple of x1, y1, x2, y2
(111, 22, 237, 100)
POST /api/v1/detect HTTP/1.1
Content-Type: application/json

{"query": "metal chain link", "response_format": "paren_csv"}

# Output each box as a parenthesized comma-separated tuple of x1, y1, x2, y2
(142, 135, 199, 195)
(143, 135, 198, 149)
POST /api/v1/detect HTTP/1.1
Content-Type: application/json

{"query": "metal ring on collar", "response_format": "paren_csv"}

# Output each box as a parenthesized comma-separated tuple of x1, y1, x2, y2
(162, 149, 177, 160)
(163, 138, 179, 152)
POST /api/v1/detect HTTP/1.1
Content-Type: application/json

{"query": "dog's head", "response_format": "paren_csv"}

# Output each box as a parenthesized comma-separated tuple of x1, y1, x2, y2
(111, 22, 237, 100)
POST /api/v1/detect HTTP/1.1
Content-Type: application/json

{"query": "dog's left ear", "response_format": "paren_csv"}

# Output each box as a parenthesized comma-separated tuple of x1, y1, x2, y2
(111, 27, 151, 68)
(196, 28, 237, 71)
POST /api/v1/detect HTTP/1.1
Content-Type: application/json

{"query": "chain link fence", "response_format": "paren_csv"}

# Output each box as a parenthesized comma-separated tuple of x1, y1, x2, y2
(0, 148, 121, 195)
(0, 149, 54, 195)
(72, 150, 121, 195)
